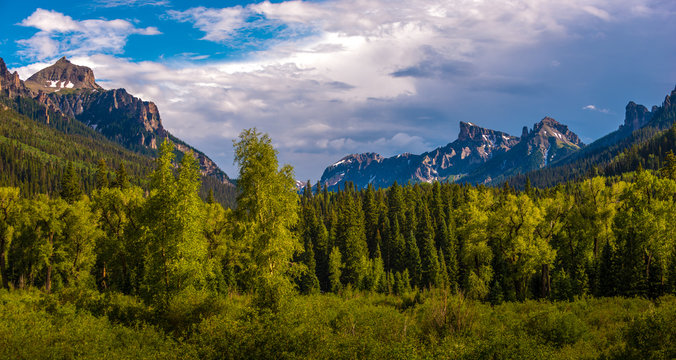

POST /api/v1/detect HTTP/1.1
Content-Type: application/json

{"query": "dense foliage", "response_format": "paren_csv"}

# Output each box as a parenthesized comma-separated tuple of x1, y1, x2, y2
(1, 127, 676, 358)
(295, 167, 676, 301)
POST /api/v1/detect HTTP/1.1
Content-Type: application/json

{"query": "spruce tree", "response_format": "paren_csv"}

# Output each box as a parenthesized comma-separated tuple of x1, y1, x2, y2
(95, 159, 109, 189)
(60, 162, 82, 204)
(336, 192, 368, 286)
(405, 230, 422, 287)
(113, 162, 130, 190)
(660, 150, 676, 180)
(206, 188, 215, 204)
(299, 237, 320, 294)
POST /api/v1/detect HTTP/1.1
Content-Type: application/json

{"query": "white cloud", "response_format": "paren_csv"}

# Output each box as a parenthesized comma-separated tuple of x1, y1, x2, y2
(17, 9, 161, 60)
(581, 6, 612, 21)
(12, 0, 671, 180)
(582, 104, 610, 113)
(168, 7, 248, 42)
(93, 0, 170, 8)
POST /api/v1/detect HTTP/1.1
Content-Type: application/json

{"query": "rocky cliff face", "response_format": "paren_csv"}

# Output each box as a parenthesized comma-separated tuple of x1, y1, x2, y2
(0, 56, 230, 184)
(45, 88, 165, 150)
(495, 117, 582, 171)
(0, 58, 28, 98)
(320, 121, 522, 190)
(320, 117, 584, 189)
(621, 101, 654, 132)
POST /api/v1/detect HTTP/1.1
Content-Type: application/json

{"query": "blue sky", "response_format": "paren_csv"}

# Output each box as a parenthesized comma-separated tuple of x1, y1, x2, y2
(0, 0, 675, 181)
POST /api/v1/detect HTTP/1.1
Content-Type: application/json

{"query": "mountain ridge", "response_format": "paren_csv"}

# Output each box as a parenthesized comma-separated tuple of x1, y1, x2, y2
(319, 116, 583, 190)
(0, 56, 231, 185)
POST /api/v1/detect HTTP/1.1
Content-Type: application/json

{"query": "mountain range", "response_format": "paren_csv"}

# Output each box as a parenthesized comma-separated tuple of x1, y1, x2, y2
(3, 55, 675, 197)
(319, 85, 676, 190)
(1, 56, 230, 184)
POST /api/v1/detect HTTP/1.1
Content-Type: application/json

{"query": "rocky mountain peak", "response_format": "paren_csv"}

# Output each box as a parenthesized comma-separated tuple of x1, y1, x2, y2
(530, 116, 582, 146)
(457, 121, 483, 141)
(621, 101, 653, 132)
(26, 57, 102, 93)
(457, 121, 516, 144)
(0, 57, 25, 97)
(329, 153, 384, 170)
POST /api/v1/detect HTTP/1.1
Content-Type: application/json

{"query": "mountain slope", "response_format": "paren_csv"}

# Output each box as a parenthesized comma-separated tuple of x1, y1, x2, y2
(506, 85, 676, 188)
(4, 56, 230, 184)
(0, 56, 236, 206)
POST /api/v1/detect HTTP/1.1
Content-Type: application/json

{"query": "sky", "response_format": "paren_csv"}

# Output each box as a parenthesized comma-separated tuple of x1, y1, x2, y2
(0, 0, 675, 181)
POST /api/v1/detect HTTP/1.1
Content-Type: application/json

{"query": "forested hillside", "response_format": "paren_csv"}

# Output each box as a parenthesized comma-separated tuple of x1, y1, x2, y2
(0, 93, 236, 206)
(0, 128, 675, 358)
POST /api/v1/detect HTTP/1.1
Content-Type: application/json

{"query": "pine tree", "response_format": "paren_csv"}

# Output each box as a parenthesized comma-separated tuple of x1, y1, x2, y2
(438, 248, 449, 289)
(113, 162, 130, 190)
(60, 161, 82, 204)
(299, 237, 320, 294)
(336, 192, 368, 286)
(405, 230, 422, 287)
(206, 188, 215, 204)
(418, 204, 440, 288)
(95, 159, 109, 189)
(660, 150, 676, 180)
(363, 184, 380, 258)
(390, 218, 406, 273)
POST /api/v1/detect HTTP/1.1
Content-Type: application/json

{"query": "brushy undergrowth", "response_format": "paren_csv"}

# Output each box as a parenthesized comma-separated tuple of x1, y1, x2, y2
(1, 288, 674, 359)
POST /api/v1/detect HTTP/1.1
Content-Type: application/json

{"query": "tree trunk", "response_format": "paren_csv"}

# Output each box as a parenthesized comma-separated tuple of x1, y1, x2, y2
(0, 247, 8, 289)
(46, 232, 54, 293)
(541, 264, 550, 298)
(46, 265, 52, 293)
(102, 261, 108, 290)
(162, 247, 169, 291)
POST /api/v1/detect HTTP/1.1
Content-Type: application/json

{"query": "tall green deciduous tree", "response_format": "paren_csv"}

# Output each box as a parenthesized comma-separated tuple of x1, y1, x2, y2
(613, 170, 676, 297)
(458, 187, 493, 300)
(0, 187, 20, 289)
(91, 186, 146, 293)
(328, 246, 343, 293)
(144, 140, 209, 304)
(233, 128, 299, 306)
(17, 195, 67, 292)
(203, 200, 233, 292)
(61, 198, 102, 288)
(489, 193, 555, 300)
